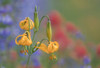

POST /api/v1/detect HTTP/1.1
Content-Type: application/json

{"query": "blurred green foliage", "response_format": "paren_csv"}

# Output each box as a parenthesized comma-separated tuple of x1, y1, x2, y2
(50, 0, 100, 43)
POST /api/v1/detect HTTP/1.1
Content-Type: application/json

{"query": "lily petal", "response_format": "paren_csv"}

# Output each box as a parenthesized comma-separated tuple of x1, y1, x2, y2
(36, 43, 49, 54)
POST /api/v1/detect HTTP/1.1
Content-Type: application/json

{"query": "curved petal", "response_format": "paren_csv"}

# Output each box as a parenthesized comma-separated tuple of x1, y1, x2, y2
(36, 43, 49, 54)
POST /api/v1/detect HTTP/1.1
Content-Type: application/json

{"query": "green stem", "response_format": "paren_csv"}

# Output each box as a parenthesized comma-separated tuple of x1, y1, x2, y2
(32, 30, 37, 42)
(39, 15, 50, 27)
(26, 55, 31, 68)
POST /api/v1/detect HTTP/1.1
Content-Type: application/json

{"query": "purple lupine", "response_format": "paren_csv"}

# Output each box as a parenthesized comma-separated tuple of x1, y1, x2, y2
(8, 39, 16, 48)
(87, 65, 92, 68)
(19, 53, 25, 57)
(83, 56, 91, 65)
(2, 14, 13, 25)
(0, 6, 7, 13)
(4, 5, 12, 13)
(0, 5, 12, 14)
(0, 28, 4, 36)
(32, 58, 41, 67)
(33, 50, 41, 56)
(1, 27, 11, 38)
(58, 58, 65, 65)
(0, 14, 3, 23)
(0, 39, 6, 51)
(75, 31, 85, 41)
(0, 28, 11, 38)
(14, 0, 36, 21)
(80, 65, 85, 68)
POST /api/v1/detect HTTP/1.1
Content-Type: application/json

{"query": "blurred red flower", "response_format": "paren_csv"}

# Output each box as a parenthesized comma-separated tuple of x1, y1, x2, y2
(48, 10, 63, 27)
(10, 50, 18, 61)
(96, 45, 100, 57)
(66, 22, 78, 33)
(53, 28, 72, 50)
(75, 45, 87, 58)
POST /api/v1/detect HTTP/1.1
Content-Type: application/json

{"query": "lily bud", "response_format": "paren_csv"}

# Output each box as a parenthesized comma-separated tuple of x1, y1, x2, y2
(46, 20, 52, 41)
(34, 6, 39, 31)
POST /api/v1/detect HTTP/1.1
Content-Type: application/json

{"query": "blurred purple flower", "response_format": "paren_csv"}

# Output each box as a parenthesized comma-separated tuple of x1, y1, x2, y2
(5, 5, 13, 13)
(0, 5, 12, 14)
(83, 56, 91, 65)
(14, 0, 36, 21)
(33, 50, 41, 56)
(32, 58, 41, 67)
(0, 6, 7, 13)
(0, 39, 6, 51)
(2, 15, 13, 25)
(1, 27, 11, 38)
(11, 26, 20, 37)
(0, 28, 4, 36)
(8, 39, 16, 48)
(0, 14, 3, 22)
(19, 53, 25, 57)
(80, 65, 85, 68)
(87, 65, 92, 68)
(58, 58, 65, 65)
(75, 31, 85, 40)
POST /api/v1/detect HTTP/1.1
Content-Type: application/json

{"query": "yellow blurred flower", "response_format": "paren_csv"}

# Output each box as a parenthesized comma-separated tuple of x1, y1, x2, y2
(19, 17, 34, 30)
(36, 41, 59, 54)
(15, 31, 32, 46)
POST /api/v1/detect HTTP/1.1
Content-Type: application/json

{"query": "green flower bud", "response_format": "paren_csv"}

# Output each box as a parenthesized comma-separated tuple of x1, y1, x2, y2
(34, 6, 39, 31)
(46, 21, 52, 41)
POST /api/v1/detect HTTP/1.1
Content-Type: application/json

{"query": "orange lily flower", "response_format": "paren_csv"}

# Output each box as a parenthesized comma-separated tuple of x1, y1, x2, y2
(36, 41, 59, 54)
(19, 17, 34, 30)
(15, 31, 32, 46)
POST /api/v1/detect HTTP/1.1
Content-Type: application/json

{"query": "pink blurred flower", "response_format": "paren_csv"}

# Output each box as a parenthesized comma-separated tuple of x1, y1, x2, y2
(75, 46, 87, 58)
(10, 50, 18, 61)
(53, 28, 66, 40)
(96, 45, 100, 57)
(48, 10, 63, 27)
(53, 28, 72, 50)
(74, 41, 87, 58)
(65, 22, 78, 33)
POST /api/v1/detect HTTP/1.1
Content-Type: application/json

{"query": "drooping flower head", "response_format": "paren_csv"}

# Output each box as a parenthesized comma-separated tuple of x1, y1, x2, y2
(19, 17, 34, 30)
(36, 41, 59, 54)
(36, 41, 59, 60)
(15, 31, 32, 46)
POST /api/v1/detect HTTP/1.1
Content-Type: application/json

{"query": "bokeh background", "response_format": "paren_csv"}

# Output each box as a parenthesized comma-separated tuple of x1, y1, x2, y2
(0, 0, 100, 68)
